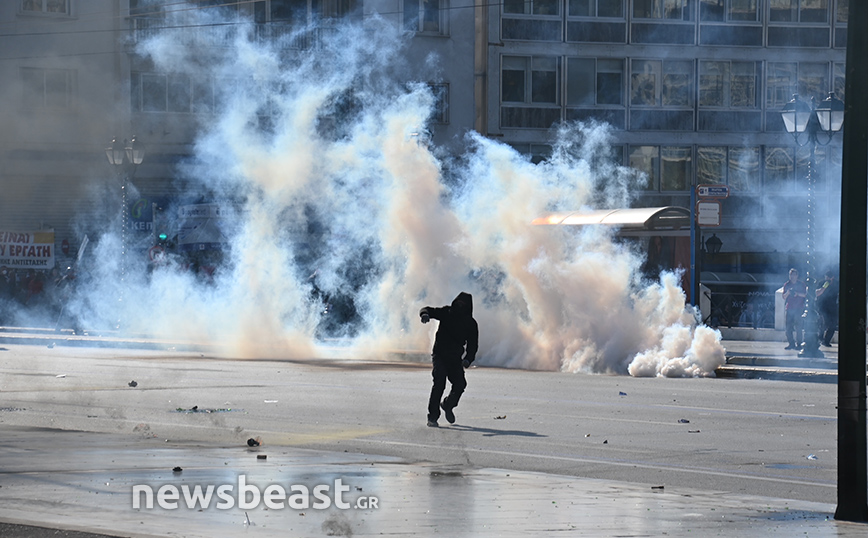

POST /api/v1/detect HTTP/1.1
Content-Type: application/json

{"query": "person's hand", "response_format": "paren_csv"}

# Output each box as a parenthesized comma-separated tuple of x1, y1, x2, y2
(421, 313, 429, 324)
(462, 359, 471, 369)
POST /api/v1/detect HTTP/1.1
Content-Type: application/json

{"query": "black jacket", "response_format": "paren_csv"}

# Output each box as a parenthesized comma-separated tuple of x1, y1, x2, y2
(420, 292, 479, 363)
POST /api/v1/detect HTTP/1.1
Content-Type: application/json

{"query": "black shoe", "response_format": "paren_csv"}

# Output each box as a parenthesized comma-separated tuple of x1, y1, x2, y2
(784, 345, 796, 350)
(440, 400, 455, 424)
(427, 419, 438, 427)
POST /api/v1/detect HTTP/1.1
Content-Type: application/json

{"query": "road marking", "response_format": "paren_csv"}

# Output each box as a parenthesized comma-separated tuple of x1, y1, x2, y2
(357, 439, 836, 489)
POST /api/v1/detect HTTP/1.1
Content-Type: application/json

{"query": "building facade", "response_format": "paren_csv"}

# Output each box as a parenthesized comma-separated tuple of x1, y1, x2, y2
(485, 0, 848, 273)
(0, 0, 849, 277)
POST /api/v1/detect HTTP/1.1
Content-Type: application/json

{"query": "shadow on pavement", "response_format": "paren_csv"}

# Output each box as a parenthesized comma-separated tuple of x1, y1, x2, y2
(448, 424, 547, 438)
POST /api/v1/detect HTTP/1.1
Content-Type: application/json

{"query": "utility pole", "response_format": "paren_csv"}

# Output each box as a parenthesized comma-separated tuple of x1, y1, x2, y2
(834, 0, 868, 522)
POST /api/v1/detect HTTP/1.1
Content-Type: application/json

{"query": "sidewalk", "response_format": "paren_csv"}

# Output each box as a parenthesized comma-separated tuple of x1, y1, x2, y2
(0, 426, 865, 538)
(715, 327, 841, 382)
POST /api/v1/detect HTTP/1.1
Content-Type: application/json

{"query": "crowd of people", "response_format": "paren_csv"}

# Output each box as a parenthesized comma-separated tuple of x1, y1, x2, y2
(0, 265, 78, 329)
(782, 266, 839, 351)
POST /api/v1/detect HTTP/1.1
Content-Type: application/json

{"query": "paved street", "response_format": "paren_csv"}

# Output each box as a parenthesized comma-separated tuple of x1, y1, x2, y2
(0, 333, 865, 537)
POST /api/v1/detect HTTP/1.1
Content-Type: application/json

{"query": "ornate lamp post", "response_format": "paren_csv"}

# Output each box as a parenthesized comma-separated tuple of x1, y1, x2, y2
(704, 233, 722, 257)
(779, 93, 844, 358)
(105, 137, 144, 324)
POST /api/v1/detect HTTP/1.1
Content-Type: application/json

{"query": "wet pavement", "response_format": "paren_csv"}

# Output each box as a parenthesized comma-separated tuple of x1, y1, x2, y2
(0, 325, 866, 537)
(0, 426, 864, 538)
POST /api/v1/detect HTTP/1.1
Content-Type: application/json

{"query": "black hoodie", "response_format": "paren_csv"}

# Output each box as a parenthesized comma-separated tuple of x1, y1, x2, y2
(419, 292, 479, 363)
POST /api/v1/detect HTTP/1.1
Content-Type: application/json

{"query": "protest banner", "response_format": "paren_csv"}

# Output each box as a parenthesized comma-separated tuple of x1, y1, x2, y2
(0, 231, 55, 270)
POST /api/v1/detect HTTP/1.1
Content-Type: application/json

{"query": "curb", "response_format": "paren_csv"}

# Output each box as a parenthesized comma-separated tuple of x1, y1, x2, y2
(715, 364, 837, 383)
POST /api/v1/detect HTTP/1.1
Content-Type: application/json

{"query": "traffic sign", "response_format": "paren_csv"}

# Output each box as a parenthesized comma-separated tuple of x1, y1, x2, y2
(697, 184, 729, 198)
(148, 245, 166, 263)
(696, 201, 721, 227)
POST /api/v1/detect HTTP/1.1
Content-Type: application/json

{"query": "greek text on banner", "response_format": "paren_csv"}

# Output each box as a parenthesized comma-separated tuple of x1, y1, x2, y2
(0, 231, 55, 270)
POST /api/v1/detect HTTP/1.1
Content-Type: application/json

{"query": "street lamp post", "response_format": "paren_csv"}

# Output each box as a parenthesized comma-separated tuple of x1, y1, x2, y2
(105, 137, 144, 325)
(779, 92, 844, 359)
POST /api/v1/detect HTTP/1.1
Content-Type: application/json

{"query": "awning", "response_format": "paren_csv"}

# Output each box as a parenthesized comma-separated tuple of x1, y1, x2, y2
(532, 206, 690, 237)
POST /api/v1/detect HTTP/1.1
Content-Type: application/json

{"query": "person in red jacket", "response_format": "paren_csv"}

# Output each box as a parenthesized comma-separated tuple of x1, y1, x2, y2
(419, 292, 479, 427)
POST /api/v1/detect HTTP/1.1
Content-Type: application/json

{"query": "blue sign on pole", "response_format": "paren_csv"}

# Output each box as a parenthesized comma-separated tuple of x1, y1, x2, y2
(697, 184, 730, 198)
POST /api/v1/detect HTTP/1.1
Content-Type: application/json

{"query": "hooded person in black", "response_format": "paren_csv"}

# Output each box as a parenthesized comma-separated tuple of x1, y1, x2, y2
(419, 292, 479, 427)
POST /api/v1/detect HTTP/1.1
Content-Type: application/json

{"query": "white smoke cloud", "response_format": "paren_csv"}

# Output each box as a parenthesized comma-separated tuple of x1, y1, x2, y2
(52, 8, 724, 377)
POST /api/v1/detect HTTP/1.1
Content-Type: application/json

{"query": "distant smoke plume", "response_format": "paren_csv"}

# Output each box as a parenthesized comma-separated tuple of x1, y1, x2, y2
(12, 7, 725, 377)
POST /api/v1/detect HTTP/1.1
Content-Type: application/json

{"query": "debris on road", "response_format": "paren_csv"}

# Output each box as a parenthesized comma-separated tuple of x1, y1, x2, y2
(678, 419, 690, 423)
(172, 466, 182, 473)
(494, 415, 506, 420)
(619, 391, 627, 396)
(247, 437, 261, 447)
(651, 485, 664, 490)
(55, 374, 66, 378)
(257, 454, 267, 460)
(807, 454, 818, 460)
(174, 406, 235, 413)
(128, 380, 138, 387)
(688, 430, 701, 433)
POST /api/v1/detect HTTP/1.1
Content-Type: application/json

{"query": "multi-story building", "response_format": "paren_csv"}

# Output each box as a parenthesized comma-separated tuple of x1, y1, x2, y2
(0, 0, 479, 266)
(0, 0, 849, 284)
(485, 0, 847, 278)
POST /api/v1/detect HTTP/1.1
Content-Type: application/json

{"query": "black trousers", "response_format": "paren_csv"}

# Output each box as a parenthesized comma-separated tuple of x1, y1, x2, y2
(427, 355, 466, 421)
(819, 308, 838, 345)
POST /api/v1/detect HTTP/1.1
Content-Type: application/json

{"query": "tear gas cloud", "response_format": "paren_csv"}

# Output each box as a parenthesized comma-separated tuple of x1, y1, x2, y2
(19, 8, 726, 377)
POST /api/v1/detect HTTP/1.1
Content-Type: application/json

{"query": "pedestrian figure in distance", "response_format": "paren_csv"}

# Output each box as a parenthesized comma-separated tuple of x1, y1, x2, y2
(782, 268, 807, 350)
(419, 292, 478, 427)
(815, 268, 838, 347)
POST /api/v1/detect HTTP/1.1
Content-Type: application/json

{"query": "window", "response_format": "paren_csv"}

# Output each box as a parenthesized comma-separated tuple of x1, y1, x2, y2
(428, 83, 449, 123)
(833, 62, 845, 102)
(133, 73, 201, 113)
(253, 0, 358, 28)
(629, 146, 691, 191)
(697, 146, 726, 184)
(191, 79, 214, 114)
(502, 56, 559, 105)
(728, 146, 760, 192)
(21, 67, 73, 110)
(141, 74, 167, 112)
(630, 146, 660, 190)
(661, 147, 692, 191)
(699, 61, 758, 108)
(510, 143, 553, 164)
(766, 62, 830, 109)
(631, 60, 693, 107)
(769, 0, 828, 23)
(698, 146, 761, 192)
(568, 0, 623, 17)
(837, 0, 849, 22)
(21, 0, 69, 15)
(404, 0, 448, 33)
(700, 0, 759, 21)
(764, 147, 795, 192)
(504, 0, 560, 15)
(633, 0, 691, 20)
(567, 58, 623, 106)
